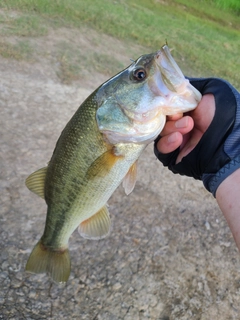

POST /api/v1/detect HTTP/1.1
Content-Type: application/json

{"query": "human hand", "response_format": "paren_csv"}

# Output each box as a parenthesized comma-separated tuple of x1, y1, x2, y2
(154, 78, 240, 196)
(156, 93, 215, 163)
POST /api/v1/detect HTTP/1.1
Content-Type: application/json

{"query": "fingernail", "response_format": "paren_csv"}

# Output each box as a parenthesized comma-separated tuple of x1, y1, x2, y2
(167, 132, 178, 143)
(175, 117, 188, 128)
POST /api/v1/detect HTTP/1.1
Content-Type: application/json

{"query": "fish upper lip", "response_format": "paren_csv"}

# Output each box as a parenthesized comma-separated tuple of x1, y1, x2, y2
(155, 45, 184, 91)
(155, 45, 202, 102)
(156, 45, 184, 76)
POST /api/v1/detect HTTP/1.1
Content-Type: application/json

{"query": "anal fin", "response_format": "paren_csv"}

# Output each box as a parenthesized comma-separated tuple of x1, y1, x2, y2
(25, 166, 47, 199)
(78, 206, 111, 240)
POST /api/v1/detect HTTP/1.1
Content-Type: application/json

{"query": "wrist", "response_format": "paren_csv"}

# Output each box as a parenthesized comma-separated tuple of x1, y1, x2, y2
(202, 155, 240, 197)
(216, 167, 240, 199)
(216, 168, 240, 251)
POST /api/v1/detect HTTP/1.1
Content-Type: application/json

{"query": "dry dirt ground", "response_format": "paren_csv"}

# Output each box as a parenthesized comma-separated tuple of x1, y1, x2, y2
(1, 25, 240, 320)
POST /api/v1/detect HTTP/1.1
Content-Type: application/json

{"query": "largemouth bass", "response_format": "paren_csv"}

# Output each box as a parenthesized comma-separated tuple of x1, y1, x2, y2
(25, 45, 201, 283)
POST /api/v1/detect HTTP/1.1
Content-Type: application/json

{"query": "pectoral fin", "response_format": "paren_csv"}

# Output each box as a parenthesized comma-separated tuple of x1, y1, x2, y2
(25, 166, 47, 199)
(122, 161, 138, 195)
(78, 206, 111, 240)
(86, 148, 122, 179)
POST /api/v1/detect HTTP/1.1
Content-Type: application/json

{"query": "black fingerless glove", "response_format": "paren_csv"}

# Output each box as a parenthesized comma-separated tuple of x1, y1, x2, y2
(154, 78, 240, 197)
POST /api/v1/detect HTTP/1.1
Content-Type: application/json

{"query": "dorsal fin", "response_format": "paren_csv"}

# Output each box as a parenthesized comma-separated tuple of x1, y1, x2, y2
(25, 166, 47, 199)
(78, 206, 111, 240)
(122, 161, 138, 195)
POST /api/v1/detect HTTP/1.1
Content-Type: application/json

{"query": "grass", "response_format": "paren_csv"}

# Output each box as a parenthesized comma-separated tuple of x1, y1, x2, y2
(0, 0, 239, 87)
(208, 0, 240, 12)
(0, 40, 33, 60)
(4, 15, 47, 36)
(55, 41, 125, 84)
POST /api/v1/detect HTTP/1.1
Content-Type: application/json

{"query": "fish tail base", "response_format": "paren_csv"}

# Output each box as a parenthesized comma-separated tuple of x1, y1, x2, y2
(25, 241, 71, 283)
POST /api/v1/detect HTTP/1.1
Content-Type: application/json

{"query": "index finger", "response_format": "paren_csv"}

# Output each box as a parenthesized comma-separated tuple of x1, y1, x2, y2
(167, 113, 183, 121)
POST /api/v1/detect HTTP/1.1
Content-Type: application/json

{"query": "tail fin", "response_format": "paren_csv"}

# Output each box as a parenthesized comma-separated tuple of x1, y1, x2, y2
(25, 241, 71, 283)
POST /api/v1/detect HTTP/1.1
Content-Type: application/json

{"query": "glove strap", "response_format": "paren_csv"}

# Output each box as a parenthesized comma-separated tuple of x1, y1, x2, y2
(203, 155, 240, 197)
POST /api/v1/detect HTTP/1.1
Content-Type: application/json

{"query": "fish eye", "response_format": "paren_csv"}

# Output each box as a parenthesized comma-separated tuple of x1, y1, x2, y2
(132, 68, 147, 81)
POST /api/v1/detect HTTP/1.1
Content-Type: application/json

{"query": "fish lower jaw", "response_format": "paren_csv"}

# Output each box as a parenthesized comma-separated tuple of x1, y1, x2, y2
(160, 92, 201, 115)
(162, 104, 197, 115)
(175, 81, 202, 103)
(102, 113, 166, 145)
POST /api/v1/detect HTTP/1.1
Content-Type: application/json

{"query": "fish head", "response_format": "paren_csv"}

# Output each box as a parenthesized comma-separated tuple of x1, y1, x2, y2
(96, 45, 202, 144)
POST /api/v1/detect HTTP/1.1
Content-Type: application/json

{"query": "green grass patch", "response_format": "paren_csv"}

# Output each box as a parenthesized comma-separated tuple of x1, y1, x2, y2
(55, 41, 83, 84)
(55, 41, 126, 84)
(0, 11, 48, 36)
(90, 52, 125, 75)
(0, 0, 239, 87)
(0, 40, 33, 60)
(5, 15, 48, 36)
(207, 0, 240, 13)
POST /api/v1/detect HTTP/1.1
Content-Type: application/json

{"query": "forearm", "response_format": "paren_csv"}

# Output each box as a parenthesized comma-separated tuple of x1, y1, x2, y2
(216, 168, 240, 251)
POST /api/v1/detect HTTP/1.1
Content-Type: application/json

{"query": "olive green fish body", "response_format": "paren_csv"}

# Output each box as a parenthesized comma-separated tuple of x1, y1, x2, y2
(25, 45, 202, 283)
(26, 90, 145, 282)
(41, 91, 144, 248)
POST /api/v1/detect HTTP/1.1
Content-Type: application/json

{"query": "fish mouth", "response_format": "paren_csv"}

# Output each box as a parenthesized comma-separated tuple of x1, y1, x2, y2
(123, 45, 202, 121)
(155, 45, 202, 103)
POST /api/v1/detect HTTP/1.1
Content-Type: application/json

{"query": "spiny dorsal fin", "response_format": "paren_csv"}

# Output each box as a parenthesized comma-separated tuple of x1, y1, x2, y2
(78, 206, 111, 240)
(122, 161, 138, 195)
(25, 166, 47, 199)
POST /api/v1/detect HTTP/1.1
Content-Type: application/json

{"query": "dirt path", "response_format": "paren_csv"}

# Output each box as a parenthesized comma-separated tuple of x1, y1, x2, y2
(1, 26, 240, 320)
